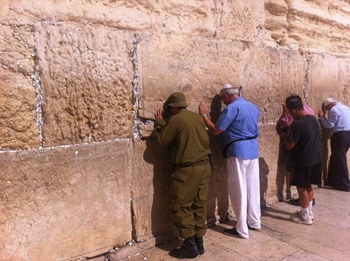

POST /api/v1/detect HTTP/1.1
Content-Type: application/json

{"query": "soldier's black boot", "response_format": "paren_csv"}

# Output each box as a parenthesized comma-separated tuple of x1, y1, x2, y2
(195, 236, 204, 255)
(169, 236, 199, 259)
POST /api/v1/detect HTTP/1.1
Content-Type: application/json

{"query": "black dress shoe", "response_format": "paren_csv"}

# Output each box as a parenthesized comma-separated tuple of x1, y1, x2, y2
(334, 186, 350, 192)
(223, 227, 244, 238)
(248, 225, 262, 231)
(169, 236, 199, 259)
(195, 236, 204, 255)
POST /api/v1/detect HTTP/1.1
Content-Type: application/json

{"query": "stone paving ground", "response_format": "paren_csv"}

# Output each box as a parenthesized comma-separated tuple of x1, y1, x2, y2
(105, 187, 350, 261)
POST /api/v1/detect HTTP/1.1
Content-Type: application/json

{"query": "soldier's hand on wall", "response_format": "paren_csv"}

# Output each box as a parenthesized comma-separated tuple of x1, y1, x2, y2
(154, 109, 164, 119)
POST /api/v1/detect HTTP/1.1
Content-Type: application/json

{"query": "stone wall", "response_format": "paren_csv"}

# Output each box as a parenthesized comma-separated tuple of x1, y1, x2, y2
(1, 0, 350, 260)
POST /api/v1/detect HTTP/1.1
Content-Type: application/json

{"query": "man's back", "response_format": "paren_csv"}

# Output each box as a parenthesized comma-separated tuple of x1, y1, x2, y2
(289, 115, 322, 167)
(331, 103, 350, 132)
(157, 110, 211, 165)
(216, 97, 260, 159)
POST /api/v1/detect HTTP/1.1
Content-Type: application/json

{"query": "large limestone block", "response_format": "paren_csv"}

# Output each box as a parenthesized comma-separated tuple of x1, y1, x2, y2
(4, 0, 263, 40)
(308, 54, 350, 106)
(34, 23, 133, 146)
(0, 24, 39, 149)
(3, 0, 151, 29)
(0, 72, 38, 149)
(0, 140, 132, 261)
(0, 23, 35, 76)
(242, 45, 305, 124)
(258, 124, 298, 204)
(138, 34, 243, 120)
(131, 138, 175, 241)
(264, 0, 350, 54)
(212, 0, 265, 41)
(205, 133, 230, 222)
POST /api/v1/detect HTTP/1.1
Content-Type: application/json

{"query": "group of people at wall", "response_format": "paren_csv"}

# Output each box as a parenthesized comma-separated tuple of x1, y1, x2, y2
(277, 97, 350, 193)
(151, 84, 350, 259)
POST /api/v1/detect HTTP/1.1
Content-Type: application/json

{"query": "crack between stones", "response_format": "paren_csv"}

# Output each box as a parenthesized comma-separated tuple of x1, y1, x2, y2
(130, 34, 142, 139)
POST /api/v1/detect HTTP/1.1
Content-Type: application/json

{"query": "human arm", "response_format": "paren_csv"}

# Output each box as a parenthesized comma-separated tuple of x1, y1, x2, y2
(152, 109, 177, 147)
(199, 100, 223, 136)
(283, 123, 300, 150)
(283, 136, 296, 150)
(277, 104, 293, 128)
(318, 108, 338, 129)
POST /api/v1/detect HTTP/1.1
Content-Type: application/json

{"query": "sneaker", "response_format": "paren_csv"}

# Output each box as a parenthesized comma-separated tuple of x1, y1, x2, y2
(223, 227, 245, 238)
(295, 210, 314, 220)
(310, 211, 314, 220)
(290, 211, 313, 225)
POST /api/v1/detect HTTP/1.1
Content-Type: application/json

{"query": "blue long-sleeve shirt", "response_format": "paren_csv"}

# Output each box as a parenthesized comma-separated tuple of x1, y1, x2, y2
(319, 102, 350, 133)
(215, 97, 260, 159)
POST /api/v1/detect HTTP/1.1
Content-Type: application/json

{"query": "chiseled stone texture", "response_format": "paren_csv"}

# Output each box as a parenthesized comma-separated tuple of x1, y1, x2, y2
(308, 54, 350, 106)
(265, 0, 350, 54)
(0, 23, 39, 149)
(34, 23, 133, 146)
(131, 138, 175, 241)
(0, 72, 39, 149)
(0, 140, 132, 261)
(0, 0, 350, 260)
(138, 35, 243, 121)
(258, 124, 298, 205)
(241, 46, 306, 123)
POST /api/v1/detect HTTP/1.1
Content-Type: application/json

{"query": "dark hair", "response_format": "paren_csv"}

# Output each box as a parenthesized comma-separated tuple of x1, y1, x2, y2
(286, 95, 303, 110)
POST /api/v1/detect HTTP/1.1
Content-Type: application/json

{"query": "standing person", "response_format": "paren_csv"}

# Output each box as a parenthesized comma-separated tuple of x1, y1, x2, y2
(318, 98, 350, 192)
(276, 100, 315, 203)
(199, 83, 261, 239)
(283, 95, 322, 225)
(152, 92, 212, 258)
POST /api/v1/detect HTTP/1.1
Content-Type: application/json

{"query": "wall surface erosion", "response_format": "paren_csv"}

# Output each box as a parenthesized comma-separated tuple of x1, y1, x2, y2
(1, 0, 350, 260)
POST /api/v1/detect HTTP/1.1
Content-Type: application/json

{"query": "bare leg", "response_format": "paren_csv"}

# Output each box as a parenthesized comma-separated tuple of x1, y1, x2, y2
(297, 186, 313, 208)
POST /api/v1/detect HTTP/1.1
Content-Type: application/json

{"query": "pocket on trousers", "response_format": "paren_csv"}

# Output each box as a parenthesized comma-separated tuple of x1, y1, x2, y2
(169, 170, 189, 212)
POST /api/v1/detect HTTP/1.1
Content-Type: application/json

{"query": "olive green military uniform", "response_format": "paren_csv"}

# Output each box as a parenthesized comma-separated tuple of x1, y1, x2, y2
(153, 110, 211, 238)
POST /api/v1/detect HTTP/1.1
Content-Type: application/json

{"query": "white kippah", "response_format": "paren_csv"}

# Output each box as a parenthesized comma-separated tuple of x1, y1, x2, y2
(323, 98, 337, 107)
(222, 83, 234, 89)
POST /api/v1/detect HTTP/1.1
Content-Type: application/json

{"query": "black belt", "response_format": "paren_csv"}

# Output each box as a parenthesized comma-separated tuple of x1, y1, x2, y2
(176, 159, 210, 168)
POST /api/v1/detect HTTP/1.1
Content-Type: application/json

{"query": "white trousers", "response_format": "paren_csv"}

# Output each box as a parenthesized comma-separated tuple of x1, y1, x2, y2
(227, 157, 261, 238)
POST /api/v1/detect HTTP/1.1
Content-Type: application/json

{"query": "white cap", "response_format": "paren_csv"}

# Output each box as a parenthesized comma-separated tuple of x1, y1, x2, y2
(222, 83, 234, 89)
(323, 98, 337, 107)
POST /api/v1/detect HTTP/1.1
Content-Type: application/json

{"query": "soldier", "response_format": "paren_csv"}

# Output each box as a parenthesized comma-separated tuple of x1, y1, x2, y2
(152, 92, 212, 258)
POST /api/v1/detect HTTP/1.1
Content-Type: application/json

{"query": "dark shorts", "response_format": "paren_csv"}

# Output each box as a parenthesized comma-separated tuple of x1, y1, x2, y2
(290, 163, 322, 188)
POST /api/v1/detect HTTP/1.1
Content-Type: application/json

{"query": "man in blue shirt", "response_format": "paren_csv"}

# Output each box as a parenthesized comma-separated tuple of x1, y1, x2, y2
(199, 83, 261, 238)
(318, 98, 350, 192)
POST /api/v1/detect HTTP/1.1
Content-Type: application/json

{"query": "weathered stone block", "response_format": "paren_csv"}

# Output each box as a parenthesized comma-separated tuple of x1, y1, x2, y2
(131, 138, 174, 241)
(265, 0, 350, 54)
(34, 23, 133, 146)
(0, 23, 39, 150)
(258, 124, 298, 204)
(242, 46, 305, 124)
(308, 54, 350, 107)
(138, 34, 242, 121)
(0, 71, 39, 149)
(0, 140, 132, 261)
